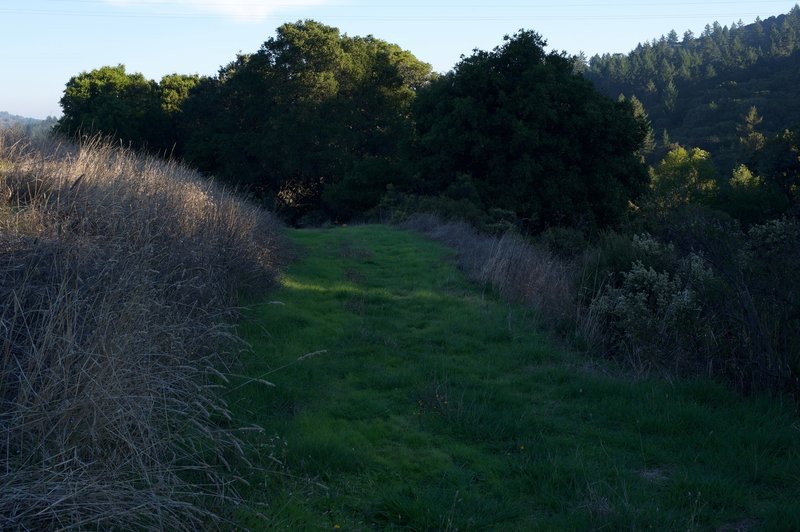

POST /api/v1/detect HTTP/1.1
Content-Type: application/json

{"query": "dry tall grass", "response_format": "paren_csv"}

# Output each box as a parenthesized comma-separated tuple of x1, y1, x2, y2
(0, 132, 283, 529)
(402, 214, 575, 326)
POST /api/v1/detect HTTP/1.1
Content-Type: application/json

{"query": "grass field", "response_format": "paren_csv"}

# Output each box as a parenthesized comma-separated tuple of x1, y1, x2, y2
(229, 225, 800, 530)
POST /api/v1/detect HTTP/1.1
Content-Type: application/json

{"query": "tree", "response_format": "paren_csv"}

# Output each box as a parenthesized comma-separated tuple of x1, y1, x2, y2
(626, 95, 656, 158)
(180, 20, 433, 221)
(668, 29, 680, 45)
(159, 74, 200, 116)
(754, 127, 800, 212)
(412, 30, 648, 232)
(572, 51, 589, 74)
(57, 65, 160, 147)
(738, 105, 766, 157)
(721, 163, 787, 225)
(649, 146, 719, 211)
(663, 79, 678, 111)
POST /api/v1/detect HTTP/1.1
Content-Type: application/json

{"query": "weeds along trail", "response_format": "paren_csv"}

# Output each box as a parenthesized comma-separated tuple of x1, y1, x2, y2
(0, 132, 284, 530)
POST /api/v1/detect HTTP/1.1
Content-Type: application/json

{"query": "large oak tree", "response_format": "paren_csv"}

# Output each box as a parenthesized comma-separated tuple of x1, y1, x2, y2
(181, 20, 433, 221)
(412, 30, 649, 231)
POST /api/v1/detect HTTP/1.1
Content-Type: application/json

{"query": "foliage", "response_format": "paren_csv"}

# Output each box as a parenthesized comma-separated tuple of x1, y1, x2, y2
(56, 65, 202, 154)
(180, 20, 433, 222)
(587, 236, 712, 372)
(737, 105, 766, 156)
(642, 122, 799, 226)
(412, 30, 649, 233)
(648, 145, 719, 211)
(752, 127, 800, 212)
(538, 225, 588, 260)
(584, 206, 800, 396)
(56, 24, 651, 231)
(744, 218, 800, 383)
(718, 163, 789, 225)
(586, 6, 800, 170)
(56, 65, 161, 147)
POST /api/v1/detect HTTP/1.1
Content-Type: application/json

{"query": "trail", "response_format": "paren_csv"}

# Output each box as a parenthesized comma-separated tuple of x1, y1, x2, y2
(230, 225, 800, 530)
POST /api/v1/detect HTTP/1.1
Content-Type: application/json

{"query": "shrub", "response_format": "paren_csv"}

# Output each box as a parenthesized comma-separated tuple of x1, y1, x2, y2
(0, 132, 284, 530)
(539, 226, 587, 260)
(587, 256, 712, 373)
(743, 218, 800, 389)
(584, 205, 800, 398)
(405, 208, 799, 399)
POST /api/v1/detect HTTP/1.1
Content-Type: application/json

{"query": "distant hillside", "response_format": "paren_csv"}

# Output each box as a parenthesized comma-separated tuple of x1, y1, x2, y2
(0, 111, 57, 137)
(585, 5, 800, 169)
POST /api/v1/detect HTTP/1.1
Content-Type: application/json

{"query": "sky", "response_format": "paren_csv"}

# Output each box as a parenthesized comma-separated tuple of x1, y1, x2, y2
(2, 0, 798, 119)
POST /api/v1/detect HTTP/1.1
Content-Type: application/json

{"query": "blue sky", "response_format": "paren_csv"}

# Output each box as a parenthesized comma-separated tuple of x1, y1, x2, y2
(2, 0, 797, 118)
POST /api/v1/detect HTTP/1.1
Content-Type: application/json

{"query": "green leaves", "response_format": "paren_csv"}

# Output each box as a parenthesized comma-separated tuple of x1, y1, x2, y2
(180, 21, 433, 222)
(57, 66, 203, 154)
(412, 30, 648, 232)
(57, 65, 159, 145)
(649, 146, 719, 211)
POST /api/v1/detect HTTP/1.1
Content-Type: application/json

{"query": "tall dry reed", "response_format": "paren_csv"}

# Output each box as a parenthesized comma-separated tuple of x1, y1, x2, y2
(402, 213, 575, 326)
(0, 132, 283, 530)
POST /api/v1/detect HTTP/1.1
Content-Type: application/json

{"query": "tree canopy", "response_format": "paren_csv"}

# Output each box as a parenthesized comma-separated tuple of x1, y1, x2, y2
(57, 65, 160, 146)
(56, 22, 660, 232)
(181, 20, 434, 221)
(411, 30, 649, 232)
(586, 6, 800, 170)
(56, 65, 200, 153)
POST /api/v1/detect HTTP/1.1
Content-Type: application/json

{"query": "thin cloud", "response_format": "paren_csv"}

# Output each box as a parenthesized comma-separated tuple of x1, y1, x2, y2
(103, 0, 331, 22)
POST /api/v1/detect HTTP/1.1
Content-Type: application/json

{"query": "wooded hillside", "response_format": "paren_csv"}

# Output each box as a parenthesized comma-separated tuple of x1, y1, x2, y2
(586, 5, 800, 169)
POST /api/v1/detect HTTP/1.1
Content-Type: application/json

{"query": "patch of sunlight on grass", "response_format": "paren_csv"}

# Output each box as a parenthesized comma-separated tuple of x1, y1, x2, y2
(282, 277, 360, 294)
(229, 225, 800, 531)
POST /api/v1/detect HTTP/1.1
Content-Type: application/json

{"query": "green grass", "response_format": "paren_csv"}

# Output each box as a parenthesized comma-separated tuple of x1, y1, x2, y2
(228, 225, 800, 530)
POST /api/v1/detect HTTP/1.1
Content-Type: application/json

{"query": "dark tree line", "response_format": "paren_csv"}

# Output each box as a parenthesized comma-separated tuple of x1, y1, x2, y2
(57, 21, 651, 231)
(52, 18, 800, 394)
(412, 31, 648, 232)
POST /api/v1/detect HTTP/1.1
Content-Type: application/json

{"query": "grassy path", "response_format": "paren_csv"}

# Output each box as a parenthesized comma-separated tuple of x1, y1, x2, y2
(230, 225, 799, 530)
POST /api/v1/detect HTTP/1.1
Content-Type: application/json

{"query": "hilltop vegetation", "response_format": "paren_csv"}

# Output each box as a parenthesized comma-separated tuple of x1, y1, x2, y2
(55, 21, 648, 231)
(52, 8, 800, 231)
(586, 5, 800, 169)
(3, 5, 800, 529)
(49, 9, 800, 396)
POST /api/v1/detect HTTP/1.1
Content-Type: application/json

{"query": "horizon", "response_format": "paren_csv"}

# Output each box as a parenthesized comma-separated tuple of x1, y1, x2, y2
(2, 0, 798, 119)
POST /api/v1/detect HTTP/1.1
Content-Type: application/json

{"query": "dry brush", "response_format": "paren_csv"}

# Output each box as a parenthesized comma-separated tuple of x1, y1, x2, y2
(0, 132, 284, 530)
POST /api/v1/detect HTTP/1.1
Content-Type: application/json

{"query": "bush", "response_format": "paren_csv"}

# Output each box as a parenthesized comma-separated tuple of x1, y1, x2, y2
(583, 205, 800, 398)
(379, 188, 489, 229)
(405, 207, 799, 399)
(587, 255, 712, 373)
(539, 226, 587, 260)
(0, 132, 284, 529)
(744, 218, 800, 388)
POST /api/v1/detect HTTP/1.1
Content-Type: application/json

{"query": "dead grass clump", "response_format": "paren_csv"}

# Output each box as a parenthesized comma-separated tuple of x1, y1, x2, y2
(402, 214, 576, 326)
(0, 131, 284, 530)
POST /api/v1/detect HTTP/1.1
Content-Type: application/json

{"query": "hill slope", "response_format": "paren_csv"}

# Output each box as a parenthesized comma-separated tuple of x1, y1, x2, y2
(0, 111, 57, 137)
(586, 5, 800, 168)
(229, 225, 800, 529)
